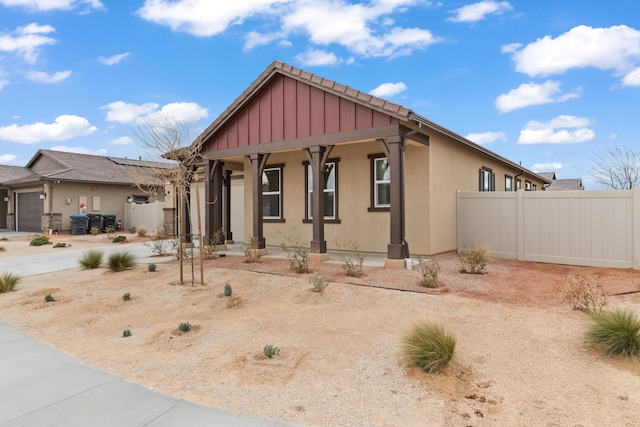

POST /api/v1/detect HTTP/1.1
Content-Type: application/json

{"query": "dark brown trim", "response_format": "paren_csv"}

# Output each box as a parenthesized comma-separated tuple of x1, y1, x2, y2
(368, 153, 390, 211)
(504, 174, 513, 192)
(302, 157, 340, 222)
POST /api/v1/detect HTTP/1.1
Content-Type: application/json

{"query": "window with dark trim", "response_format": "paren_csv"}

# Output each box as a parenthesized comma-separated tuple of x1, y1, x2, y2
(262, 165, 283, 221)
(525, 180, 532, 191)
(303, 158, 340, 223)
(516, 178, 522, 190)
(505, 175, 513, 192)
(532, 183, 537, 191)
(479, 167, 495, 192)
(368, 153, 390, 211)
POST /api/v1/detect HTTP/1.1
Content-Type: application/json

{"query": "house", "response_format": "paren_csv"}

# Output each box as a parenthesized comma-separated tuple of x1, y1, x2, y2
(538, 172, 585, 191)
(0, 149, 171, 233)
(186, 61, 549, 268)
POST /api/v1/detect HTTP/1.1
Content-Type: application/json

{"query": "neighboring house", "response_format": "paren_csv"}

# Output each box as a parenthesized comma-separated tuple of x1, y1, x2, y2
(0, 150, 171, 233)
(187, 61, 549, 267)
(538, 172, 585, 191)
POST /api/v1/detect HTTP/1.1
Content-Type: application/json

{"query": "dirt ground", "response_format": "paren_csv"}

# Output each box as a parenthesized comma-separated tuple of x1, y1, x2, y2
(2, 233, 640, 426)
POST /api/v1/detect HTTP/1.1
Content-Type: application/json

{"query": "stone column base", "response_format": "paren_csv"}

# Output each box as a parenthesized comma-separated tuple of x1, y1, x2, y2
(384, 258, 407, 269)
(307, 252, 330, 263)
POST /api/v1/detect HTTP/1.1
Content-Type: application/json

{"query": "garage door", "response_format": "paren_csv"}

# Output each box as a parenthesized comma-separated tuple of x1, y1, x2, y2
(17, 192, 43, 232)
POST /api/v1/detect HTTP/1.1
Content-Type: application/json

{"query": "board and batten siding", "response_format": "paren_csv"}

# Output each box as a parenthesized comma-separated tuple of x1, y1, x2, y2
(457, 189, 640, 269)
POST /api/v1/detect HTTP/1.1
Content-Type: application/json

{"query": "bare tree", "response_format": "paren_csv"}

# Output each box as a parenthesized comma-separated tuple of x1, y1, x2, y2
(131, 118, 205, 285)
(592, 144, 640, 190)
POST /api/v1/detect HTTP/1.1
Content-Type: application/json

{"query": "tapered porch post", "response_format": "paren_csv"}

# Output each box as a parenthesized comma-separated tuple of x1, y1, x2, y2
(386, 135, 406, 266)
(248, 153, 270, 249)
(204, 159, 223, 245)
(305, 145, 333, 259)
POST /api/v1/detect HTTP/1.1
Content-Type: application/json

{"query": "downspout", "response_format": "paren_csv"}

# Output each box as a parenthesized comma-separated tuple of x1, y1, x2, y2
(401, 121, 422, 263)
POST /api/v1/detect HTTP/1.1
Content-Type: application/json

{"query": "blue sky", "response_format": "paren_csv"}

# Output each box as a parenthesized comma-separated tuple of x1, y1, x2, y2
(0, 0, 638, 189)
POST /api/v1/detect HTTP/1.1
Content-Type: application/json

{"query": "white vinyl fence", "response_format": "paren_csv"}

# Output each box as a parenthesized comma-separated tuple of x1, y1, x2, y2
(123, 201, 165, 233)
(457, 188, 640, 269)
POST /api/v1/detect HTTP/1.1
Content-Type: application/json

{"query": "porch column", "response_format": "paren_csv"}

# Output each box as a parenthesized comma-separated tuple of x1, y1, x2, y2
(248, 153, 270, 249)
(386, 135, 406, 262)
(205, 159, 223, 244)
(222, 169, 233, 242)
(304, 145, 333, 257)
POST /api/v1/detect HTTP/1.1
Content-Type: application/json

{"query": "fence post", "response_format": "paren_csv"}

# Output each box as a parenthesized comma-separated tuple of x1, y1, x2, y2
(633, 188, 640, 270)
(516, 190, 524, 261)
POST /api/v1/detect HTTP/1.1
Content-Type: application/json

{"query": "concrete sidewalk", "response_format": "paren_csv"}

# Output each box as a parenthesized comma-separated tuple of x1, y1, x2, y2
(0, 322, 298, 427)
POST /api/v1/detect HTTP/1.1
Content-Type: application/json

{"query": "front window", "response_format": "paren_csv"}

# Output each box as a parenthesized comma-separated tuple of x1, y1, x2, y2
(505, 175, 513, 192)
(516, 179, 522, 191)
(262, 167, 281, 219)
(525, 180, 532, 191)
(305, 161, 338, 220)
(374, 157, 390, 207)
(479, 167, 495, 192)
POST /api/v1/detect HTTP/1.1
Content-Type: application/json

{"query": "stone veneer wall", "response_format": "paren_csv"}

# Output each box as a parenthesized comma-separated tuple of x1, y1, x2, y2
(163, 208, 176, 237)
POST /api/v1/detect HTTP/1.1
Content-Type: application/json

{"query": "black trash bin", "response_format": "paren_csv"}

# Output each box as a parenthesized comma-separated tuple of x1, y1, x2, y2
(70, 214, 89, 235)
(87, 214, 102, 233)
(102, 214, 116, 232)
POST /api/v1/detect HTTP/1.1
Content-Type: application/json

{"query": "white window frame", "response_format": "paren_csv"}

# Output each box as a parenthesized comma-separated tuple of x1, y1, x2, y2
(307, 161, 337, 220)
(262, 167, 281, 220)
(374, 157, 390, 208)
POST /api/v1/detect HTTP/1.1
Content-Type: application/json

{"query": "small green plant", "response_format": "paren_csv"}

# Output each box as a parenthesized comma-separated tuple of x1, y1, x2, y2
(414, 259, 441, 288)
(263, 344, 279, 358)
(586, 308, 640, 357)
(278, 228, 309, 273)
(90, 226, 99, 235)
(113, 235, 127, 243)
(79, 249, 103, 269)
(30, 235, 51, 246)
(241, 237, 262, 263)
(105, 226, 116, 236)
(147, 263, 156, 272)
(129, 226, 137, 234)
(122, 292, 131, 301)
(0, 272, 21, 293)
(122, 329, 131, 337)
(179, 322, 191, 333)
(402, 321, 456, 373)
(52, 242, 67, 248)
(44, 294, 55, 302)
(336, 238, 365, 278)
(136, 227, 147, 237)
(309, 273, 327, 293)
(107, 251, 135, 272)
(203, 228, 224, 259)
(458, 245, 488, 274)
(560, 273, 607, 314)
(224, 282, 233, 297)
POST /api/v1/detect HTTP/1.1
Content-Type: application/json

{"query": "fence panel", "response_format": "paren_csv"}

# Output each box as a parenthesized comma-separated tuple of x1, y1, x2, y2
(457, 189, 639, 269)
(123, 201, 165, 233)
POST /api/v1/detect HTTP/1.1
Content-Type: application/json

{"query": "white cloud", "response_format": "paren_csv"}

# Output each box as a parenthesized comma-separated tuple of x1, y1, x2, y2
(0, 115, 97, 144)
(517, 115, 595, 144)
(109, 136, 134, 145)
(622, 67, 640, 86)
(447, 1, 512, 23)
(0, 23, 57, 64)
(50, 145, 107, 155)
(102, 101, 208, 125)
(531, 162, 569, 172)
(0, 79, 8, 90)
(295, 49, 339, 66)
(495, 81, 580, 113)
(25, 70, 72, 83)
(369, 82, 407, 98)
(137, 0, 441, 59)
(0, 0, 103, 12)
(0, 154, 17, 163)
(507, 25, 640, 79)
(98, 52, 131, 66)
(466, 131, 506, 145)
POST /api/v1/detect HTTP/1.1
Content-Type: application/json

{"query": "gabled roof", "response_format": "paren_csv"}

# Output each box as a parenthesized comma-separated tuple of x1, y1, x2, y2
(545, 178, 584, 191)
(196, 60, 550, 184)
(538, 172, 556, 181)
(1, 150, 174, 186)
(0, 165, 35, 185)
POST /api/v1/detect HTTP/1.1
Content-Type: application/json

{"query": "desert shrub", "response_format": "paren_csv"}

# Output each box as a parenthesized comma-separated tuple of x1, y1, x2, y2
(586, 308, 640, 357)
(336, 238, 365, 278)
(560, 273, 607, 314)
(0, 272, 21, 293)
(144, 237, 174, 256)
(402, 321, 456, 373)
(147, 263, 156, 272)
(458, 245, 488, 274)
(156, 223, 169, 240)
(414, 259, 441, 288)
(179, 322, 191, 333)
(53, 242, 67, 248)
(264, 344, 279, 358)
(107, 251, 135, 272)
(44, 294, 55, 302)
(90, 227, 99, 235)
(30, 235, 51, 246)
(241, 237, 262, 263)
(202, 229, 224, 259)
(112, 235, 127, 243)
(136, 227, 147, 237)
(122, 292, 131, 301)
(309, 273, 327, 293)
(79, 249, 103, 269)
(278, 228, 309, 273)
(224, 283, 233, 297)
